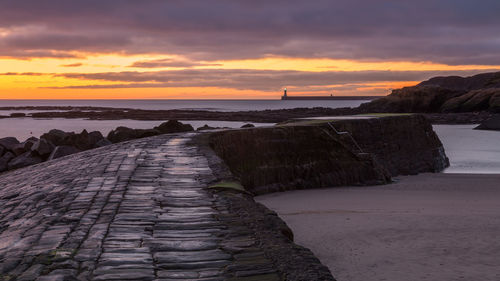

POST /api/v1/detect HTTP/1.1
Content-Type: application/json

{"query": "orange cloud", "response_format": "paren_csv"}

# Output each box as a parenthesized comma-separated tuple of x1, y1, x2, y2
(1, 54, 499, 99)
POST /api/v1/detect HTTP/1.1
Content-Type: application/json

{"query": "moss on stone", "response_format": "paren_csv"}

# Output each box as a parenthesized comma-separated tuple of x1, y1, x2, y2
(209, 181, 248, 193)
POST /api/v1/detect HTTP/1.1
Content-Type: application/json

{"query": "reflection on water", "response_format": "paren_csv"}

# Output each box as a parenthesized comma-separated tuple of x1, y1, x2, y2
(434, 125, 500, 174)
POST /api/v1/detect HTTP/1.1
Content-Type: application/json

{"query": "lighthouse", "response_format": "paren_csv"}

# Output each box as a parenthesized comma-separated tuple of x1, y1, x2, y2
(283, 88, 287, 98)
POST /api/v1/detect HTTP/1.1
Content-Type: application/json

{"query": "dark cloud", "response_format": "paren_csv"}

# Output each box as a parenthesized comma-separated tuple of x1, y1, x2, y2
(51, 69, 499, 92)
(0, 0, 499, 64)
(0, 72, 45, 76)
(130, 58, 221, 68)
(0, 49, 80, 59)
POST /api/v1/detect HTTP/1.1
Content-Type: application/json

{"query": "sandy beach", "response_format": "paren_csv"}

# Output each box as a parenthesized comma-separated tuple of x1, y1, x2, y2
(256, 173, 500, 281)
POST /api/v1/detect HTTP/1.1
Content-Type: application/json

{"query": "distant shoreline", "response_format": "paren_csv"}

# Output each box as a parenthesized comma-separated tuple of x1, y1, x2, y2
(0, 105, 496, 125)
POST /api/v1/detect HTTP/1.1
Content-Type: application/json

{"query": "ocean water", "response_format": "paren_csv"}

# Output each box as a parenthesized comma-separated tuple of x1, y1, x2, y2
(434, 125, 500, 174)
(0, 99, 368, 112)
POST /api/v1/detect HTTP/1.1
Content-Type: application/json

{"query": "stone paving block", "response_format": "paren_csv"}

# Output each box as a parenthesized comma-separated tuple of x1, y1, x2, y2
(92, 269, 154, 281)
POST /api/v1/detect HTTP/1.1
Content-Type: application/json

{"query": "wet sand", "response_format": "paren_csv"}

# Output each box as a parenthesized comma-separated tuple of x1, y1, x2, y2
(256, 173, 500, 281)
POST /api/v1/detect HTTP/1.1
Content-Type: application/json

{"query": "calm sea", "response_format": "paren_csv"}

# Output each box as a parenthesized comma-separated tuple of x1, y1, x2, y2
(0, 99, 368, 112)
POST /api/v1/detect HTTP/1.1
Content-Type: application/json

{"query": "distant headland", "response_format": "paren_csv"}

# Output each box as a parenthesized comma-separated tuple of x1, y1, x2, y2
(281, 88, 379, 100)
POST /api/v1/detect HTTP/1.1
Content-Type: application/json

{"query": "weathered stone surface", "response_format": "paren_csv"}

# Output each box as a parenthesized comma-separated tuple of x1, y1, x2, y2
(31, 138, 55, 157)
(0, 152, 15, 172)
(154, 120, 194, 134)
(0, 133, 333, 280)
(41, 129, 107, 151)
(40, 129, 70, 146)
(11, 142, 29, 156)
(107, 120, 194, 143)
(95, 138, 112, 147)
(106, 127, 160, 143)
(209, 115, 448, 194)
(8, 151, 43, 170)
(0, 136, 20, 151)
(48, 146, 81, 160)
(200, 138, 335, 281)
(331, 115, 450, 176)
(106, 126, 136, 143)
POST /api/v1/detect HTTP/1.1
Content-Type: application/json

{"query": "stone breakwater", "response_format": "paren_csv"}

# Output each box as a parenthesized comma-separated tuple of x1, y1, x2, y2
(0, 133, 334, 281)
(209, 115, 449, 195)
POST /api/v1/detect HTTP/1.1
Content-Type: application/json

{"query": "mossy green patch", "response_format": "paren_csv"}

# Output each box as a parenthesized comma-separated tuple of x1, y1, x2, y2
(209, 181, 249, 194)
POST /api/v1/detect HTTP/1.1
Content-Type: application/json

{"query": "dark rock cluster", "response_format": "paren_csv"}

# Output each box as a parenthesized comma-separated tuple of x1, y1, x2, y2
(359, 71, 500, 113)
(107, 120, 194, 143)
(0, 129, 108, 173)
(0, 120, 194, 173)
(196, 123, 254, 131)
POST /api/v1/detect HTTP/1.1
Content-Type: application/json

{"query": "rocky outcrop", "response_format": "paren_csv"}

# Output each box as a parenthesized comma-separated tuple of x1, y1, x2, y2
(360, 86, 463, 113)
(209, 115, 449, 195)
(41, 129, 107, 150)
(107, 120, 194, 143)
(418, 72, 500, 90)
(40, 129, 68, 145)
(441, 88, 500, 112)
(107, 127, 161, 143)
(48, 145, 82, 160)
(359, 71, 500, 113)
(31, 138, 55, 157)
(0, 137, 20, 151)
(0, 152, 15, 171)
(154, 119, 194, 133)
(7, 151, 43, 170)
(11, 139, 36, 156)
(197, 124, 217, 131)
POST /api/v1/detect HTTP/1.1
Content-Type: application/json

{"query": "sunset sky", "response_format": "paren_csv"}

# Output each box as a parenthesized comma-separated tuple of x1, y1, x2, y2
(1, 0, 500, 99)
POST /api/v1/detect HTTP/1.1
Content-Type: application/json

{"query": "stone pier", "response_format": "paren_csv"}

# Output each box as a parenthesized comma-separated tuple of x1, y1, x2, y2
(0, 133, 333, 281)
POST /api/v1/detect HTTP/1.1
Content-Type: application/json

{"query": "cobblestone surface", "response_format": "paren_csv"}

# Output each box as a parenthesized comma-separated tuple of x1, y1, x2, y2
(0, 133, 283, 281)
